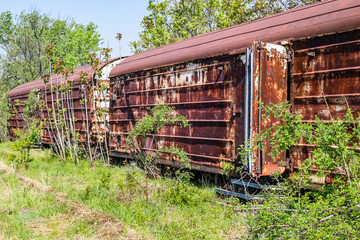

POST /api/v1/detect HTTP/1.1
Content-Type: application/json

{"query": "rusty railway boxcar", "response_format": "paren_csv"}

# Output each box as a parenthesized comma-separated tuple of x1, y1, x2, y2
(108, 0, 360, 182)
(8, 58, 121, 146)
(8, 80, 44, 139)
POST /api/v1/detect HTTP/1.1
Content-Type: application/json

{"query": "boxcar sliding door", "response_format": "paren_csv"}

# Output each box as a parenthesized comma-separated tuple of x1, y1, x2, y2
(244, 42, 288, 177)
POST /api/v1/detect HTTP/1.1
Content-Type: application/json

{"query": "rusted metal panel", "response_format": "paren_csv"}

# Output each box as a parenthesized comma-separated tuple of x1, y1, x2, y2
(8, 66, 94, 143)
(110, 0, 360, 77)
(89, 59, 121, 143)
(291, 30, 360, 121)
(109, 55, 245, 173)
(290, 29, 360, 182)
(8, 59, 121, 146)
(41, 60, 121, 145)
(250, 42, 288, 177)
(109, 11, 359, 180)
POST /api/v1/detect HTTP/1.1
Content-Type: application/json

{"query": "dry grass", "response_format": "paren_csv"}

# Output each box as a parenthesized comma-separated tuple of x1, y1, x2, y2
(26, 214, 69, 238)
(27, 210, 136, 240)
(56, 195, 138, 239)
(18, 175, 52, 192)
(0, 176, 12, 200)
(0, 160, 139, 240)
(0, 161, 14, 174)
(1, 161, 51, 192)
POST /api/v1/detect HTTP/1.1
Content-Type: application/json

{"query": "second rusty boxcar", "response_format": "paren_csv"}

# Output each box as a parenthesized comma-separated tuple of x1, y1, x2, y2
(8, 58, 122, 146)
(108, 0, 360, 182)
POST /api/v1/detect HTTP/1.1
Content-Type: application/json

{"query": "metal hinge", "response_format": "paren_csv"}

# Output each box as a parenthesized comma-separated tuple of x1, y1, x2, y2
(280, 50, 292, 62)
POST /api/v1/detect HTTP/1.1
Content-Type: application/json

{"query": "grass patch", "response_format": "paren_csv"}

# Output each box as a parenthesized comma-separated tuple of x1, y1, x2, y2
(0, 141, 245, 239)
(0, 172, 67, 239)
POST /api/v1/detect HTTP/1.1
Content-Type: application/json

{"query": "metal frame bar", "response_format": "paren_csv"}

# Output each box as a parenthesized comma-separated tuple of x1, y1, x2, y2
(244, 47, 254, 173)
(113, 99, 232, 109)
(125, 81, 233, 95)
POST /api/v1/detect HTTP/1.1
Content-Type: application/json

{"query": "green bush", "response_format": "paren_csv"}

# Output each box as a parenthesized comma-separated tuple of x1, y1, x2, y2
(126, 105, 190, 200)
(242, 102, 360, 239)
(8, 121, 41, 168)
(7, 89, 42, 168)
(158, 178, 204, 206)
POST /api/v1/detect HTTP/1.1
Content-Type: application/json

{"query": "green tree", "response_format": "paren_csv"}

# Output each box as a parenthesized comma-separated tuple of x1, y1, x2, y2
(130, 0, 319, 53)
(0, 89, 9, 142)
(0, 9, 102, 88)
(0, 9, 102, 142)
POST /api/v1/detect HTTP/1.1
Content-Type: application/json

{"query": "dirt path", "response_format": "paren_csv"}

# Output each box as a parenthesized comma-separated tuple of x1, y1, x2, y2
(0, 161, 140, 239)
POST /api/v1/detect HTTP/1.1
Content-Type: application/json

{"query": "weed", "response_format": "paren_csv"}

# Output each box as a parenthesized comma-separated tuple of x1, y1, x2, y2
(0, 141, 245, 239)
(158, 179, 204, 206)
(240, 102, 360, 239)
(9, 123, 41, 169)
(126, 105, 191, 201)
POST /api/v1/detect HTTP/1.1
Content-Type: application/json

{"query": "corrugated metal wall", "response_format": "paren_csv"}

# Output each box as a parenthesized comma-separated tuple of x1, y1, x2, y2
(290, 29, 360, 183)
(109, 56, 245, 173)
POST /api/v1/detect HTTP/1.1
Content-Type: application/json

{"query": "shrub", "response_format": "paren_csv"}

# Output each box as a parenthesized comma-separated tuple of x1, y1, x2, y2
(9, 122, 41, 168)
(126, 105, 190, 200)
(241, 102, 360, 239)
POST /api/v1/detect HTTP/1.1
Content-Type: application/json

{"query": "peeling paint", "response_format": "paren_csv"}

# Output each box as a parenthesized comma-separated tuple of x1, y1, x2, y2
(109, 56, 244, 173)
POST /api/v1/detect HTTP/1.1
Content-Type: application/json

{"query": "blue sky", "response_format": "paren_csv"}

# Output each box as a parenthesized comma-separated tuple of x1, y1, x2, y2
(0, 0, 150, 57)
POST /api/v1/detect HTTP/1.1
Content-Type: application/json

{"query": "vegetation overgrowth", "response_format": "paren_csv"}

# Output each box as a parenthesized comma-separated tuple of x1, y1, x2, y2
(7, 89, 42, 168)
(0, 9, 102, 143)
(0, 141, 245, 239)
(4, 99, 360, 239)
(39, 46, 113, 165)
(1, 2, 359, 238)
(126, 105, 191, 201)
(239, 102, 360, 239)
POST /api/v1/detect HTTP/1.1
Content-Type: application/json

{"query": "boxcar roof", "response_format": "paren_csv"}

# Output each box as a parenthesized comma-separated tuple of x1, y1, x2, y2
(9, 59, 120, 99)
(110, 0, 360, 77)
(8, 65, 93, 99)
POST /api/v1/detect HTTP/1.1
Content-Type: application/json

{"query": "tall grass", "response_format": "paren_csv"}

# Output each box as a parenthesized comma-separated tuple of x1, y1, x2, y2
(0, 142, 245, 239)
